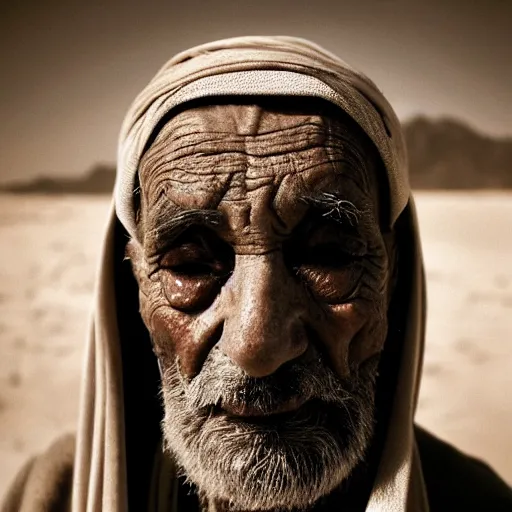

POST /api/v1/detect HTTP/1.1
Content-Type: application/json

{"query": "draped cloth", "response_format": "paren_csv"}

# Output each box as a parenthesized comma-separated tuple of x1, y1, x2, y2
(71, 36, 429, 512)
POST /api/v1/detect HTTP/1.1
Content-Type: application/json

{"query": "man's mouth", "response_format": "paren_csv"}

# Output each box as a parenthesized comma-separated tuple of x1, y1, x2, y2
(216, 395, 309, 419)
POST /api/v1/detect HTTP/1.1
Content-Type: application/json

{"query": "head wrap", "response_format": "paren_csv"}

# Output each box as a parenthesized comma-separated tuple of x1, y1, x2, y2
(115, 36, 409, 237)
(72, 36, 428, 511)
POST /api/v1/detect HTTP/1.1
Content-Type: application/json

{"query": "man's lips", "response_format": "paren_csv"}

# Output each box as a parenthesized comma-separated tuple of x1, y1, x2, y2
(217, 396, 308, 418)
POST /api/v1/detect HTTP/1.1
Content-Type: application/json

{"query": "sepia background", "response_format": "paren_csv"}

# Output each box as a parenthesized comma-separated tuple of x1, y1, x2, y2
(0, 0, 511, 496)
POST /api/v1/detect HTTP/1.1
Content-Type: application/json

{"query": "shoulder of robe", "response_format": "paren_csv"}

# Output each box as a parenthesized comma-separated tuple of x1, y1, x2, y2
(415, 425, 512, 512)
(1, 433, 75, 512)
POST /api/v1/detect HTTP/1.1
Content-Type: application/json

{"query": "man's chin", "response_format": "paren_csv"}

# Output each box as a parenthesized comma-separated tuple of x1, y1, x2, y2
(161, 400, 374, 511)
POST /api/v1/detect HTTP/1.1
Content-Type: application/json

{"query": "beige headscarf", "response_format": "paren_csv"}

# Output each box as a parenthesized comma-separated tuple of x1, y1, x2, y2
(72, 36, 428, 511)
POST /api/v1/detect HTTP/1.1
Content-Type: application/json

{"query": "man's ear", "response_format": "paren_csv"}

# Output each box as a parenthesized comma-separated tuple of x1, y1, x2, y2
(125, 238, 147, 286)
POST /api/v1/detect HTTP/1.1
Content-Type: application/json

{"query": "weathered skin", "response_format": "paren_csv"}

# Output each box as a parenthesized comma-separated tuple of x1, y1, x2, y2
(127, 98, 394, 510)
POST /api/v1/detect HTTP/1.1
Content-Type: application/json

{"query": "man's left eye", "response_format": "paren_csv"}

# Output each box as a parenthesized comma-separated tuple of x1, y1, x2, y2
(300, 243, 361, 269)
(287, 241, 364, 304)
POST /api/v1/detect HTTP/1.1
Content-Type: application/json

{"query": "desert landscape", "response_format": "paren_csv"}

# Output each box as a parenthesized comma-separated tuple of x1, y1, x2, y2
(0, 191, 511, 496)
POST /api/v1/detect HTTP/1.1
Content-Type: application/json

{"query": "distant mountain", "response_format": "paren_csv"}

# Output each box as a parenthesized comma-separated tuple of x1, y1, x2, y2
(405, 116, 512, 189)
(1, 117, 511, 193)
(0, 164, 116, 194)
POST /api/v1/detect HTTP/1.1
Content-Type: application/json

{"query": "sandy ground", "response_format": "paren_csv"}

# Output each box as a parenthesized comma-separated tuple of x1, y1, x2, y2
(0, 192, 511, 497)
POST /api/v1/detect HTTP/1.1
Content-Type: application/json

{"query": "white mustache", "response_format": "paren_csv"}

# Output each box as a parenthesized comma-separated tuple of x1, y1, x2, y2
(169, 347, 370, 417)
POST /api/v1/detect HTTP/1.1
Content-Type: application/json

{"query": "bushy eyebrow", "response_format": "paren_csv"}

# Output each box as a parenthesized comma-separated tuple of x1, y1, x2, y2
(144, 206, 224, 256)
(301, 192, 362, 230)
(141, 190, 362, 257)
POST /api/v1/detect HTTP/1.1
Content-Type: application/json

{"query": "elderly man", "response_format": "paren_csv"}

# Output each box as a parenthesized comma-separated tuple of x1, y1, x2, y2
(2, 36, 511, 512)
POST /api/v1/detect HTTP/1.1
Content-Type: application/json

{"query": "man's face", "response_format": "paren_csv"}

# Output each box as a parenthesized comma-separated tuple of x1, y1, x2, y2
(128, 100, 392, 510)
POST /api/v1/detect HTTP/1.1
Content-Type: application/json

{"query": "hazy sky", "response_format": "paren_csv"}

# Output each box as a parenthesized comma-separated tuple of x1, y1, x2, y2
(0, 0, 510, 182)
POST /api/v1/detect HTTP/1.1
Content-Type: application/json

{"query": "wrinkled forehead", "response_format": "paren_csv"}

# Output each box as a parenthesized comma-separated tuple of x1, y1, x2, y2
(137, 97, 385, 225)
(143, 96, 381, 149)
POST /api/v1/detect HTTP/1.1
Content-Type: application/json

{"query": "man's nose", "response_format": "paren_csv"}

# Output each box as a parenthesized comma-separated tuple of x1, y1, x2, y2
(219, 253, 308, 377)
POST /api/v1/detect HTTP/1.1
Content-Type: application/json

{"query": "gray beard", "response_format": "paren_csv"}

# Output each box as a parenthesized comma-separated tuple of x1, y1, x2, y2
(160, 347, 378, 511)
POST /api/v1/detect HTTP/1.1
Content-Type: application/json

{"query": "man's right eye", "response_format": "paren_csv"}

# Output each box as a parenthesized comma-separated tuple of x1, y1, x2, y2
(160, 241, 232, 278)
(157, 233, 234, 312)
(169, 261, 217, 277)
